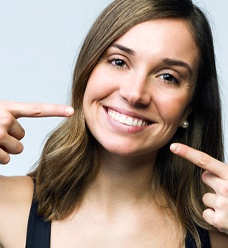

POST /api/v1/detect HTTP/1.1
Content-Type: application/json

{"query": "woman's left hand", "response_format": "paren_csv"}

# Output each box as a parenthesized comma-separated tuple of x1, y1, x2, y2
(170, 143, 228, 234)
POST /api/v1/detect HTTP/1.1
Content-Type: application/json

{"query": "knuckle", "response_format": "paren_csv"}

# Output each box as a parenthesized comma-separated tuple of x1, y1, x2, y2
(0, 114, 14, 127)
(15, 142, 24, 154)
(217, 183, 228, 196)
(31, 104, 43, 116)
(0, 130, 7, 140)
(1, 158, 10, 165)
(20, 129, 25, 139)
(198, 153, 212, 168)
(215, 197, 228, 209)
(0, 152, 10, 165)
(17, 128, 25, 140)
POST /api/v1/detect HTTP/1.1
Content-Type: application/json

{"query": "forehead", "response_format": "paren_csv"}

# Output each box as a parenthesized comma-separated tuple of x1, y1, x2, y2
(114, 18, 199, 70)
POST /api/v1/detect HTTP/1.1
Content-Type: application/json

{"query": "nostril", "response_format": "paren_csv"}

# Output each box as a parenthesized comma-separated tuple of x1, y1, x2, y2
(127, 93, 151, 107)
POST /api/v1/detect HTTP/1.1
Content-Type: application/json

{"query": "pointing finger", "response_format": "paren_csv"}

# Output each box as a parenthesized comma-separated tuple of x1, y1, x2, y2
(0, 101, 74, 119)
(170, 143, 228, 179)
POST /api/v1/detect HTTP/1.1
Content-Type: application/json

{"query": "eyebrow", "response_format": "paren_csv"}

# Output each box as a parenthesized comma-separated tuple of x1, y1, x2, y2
(110, 43, 193, 77)
(162, 58, 193, 78)
(110, 43, 136, 55)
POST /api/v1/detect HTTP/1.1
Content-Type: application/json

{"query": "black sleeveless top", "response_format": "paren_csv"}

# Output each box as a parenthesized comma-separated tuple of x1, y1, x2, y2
(25, 200, 211, 248)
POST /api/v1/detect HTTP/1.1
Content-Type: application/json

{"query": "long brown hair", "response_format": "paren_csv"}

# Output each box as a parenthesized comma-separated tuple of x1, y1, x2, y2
(30, 0, 223, 246)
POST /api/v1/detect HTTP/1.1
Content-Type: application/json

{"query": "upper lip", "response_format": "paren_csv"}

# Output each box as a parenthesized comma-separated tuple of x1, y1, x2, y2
(105, 106, 153, 124)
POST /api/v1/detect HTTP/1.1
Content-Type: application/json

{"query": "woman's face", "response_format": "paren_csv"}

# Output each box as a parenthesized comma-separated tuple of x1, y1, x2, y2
(83, 19, 199, 157)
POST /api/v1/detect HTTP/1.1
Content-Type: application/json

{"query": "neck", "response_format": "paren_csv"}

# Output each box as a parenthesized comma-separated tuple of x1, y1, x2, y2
(85, 149, 157, 209)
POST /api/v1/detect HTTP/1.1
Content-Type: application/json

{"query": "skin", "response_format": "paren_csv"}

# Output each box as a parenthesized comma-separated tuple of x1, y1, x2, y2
(171, 144, 228, 234)
(0, 102, 74, 247)
(83, 19, 197, 159)
(0, 101, 74, 164)
(0, 19, 228, 247)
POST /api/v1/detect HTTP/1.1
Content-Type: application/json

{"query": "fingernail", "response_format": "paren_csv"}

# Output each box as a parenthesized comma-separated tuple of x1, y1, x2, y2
(65, 107, 74, 116)
(170, 143, 178, 152)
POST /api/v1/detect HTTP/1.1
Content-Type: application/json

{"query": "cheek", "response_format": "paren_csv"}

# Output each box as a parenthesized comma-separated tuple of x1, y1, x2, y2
(83, 67, 116, 118)
(155, 93, 191, 123)
(84, 67, 117, 101)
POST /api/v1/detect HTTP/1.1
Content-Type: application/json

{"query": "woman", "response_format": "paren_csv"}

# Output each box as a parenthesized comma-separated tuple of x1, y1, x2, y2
(0, 0, 228, 247)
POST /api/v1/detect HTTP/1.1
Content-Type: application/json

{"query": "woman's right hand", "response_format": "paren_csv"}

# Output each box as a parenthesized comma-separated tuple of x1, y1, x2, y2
(0, 101, 74, 164)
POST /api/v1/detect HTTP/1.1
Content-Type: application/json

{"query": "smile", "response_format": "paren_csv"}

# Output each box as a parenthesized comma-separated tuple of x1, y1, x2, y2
(108, 109, 149, 127)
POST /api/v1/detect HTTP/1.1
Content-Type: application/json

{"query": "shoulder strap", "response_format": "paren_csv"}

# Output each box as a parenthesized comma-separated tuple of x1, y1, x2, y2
(25, 182, 51, 248)
(185, 226, 211, 248)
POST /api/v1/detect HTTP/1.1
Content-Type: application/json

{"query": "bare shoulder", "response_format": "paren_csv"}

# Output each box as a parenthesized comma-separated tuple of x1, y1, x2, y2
(0, 175, 34, 201)
(210, 230, 228, 248)
(0, 175, 34, 247)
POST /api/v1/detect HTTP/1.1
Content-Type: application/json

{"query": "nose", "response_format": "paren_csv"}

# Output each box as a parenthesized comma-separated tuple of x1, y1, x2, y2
(119, 73, 151, 106)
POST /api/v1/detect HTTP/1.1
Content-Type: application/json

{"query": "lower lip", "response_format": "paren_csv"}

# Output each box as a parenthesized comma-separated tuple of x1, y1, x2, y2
(104, 108, 150, 133)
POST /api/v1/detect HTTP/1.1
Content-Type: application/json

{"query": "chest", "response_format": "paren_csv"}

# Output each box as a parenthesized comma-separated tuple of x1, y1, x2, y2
(50, 213, 185, 248)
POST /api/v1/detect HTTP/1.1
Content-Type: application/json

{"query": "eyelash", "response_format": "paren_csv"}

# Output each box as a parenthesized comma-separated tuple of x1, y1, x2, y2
(107, 57, 127, 69)
(158, 73, 180, 85)
(107, 57, 181, 85)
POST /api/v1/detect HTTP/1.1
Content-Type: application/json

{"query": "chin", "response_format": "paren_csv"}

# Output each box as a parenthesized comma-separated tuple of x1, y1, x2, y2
(98, 141, 156, 158)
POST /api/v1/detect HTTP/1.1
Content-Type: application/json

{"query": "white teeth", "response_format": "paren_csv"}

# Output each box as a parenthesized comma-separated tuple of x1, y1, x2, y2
(119, 115, 126, 124)
(126, 117, 133, 125)
(108, 109, 148, 127)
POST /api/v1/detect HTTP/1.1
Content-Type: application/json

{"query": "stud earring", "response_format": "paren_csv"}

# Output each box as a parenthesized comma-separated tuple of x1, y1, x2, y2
(182, 121, 189, 129)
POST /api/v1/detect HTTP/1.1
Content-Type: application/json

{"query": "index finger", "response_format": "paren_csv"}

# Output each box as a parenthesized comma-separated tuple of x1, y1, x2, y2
(0, 101, 74, 118)
(170, 143, 228, 179)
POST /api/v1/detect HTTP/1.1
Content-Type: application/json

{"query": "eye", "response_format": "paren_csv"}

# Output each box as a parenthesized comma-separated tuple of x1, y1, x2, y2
(158, 73, 180, 85)
(108, 57, 128, 69)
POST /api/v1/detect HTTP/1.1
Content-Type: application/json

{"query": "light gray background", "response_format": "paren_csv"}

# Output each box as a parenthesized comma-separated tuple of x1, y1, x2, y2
(1, 0, 228, 176)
